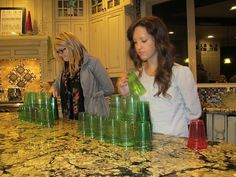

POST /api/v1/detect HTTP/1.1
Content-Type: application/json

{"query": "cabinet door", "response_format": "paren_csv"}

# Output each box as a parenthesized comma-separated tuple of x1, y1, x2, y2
(55, 21, 71, 35)
(90, 0, 123, 16)
(89, 18, 107, 68)
(228, 116, 236, 144)
(206, 113, 227, 143)
(106, 11, 125, 76)
(55, 21, 89, 48)
(90, 0, 104, 15)
(106, 0, 121, 11)
(55, 0, 86, 19)
(71, 21, 89, 50)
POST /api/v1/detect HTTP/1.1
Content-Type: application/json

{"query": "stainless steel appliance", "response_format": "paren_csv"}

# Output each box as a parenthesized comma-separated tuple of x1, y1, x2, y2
(7, 88, 22, 101)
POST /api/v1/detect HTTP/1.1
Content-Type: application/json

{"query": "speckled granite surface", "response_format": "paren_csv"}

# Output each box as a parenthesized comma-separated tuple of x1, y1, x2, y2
(0, 113, 236, 177)
(204, 103, 236, 114)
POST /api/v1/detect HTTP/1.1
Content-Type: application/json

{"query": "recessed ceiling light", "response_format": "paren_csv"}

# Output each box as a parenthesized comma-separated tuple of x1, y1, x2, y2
(224, 58, 231, 64)
(207, 35, 214, 39)
(169, 31, 174, 34)
(230, 5, 236, 10)
(184, 58, 189, 63)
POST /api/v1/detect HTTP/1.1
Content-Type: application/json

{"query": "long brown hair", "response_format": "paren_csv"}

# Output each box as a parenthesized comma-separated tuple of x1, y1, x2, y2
(127, 16, 175, 97)
(54, 32, 87, 76)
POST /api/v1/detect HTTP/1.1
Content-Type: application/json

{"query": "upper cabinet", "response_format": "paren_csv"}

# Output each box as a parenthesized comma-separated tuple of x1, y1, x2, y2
(55, 0, 87, 19)
(89, 7, 135, 77)
(54, 0, 89, 47)
(53, 0, 89, 80)
(89, 0, 132, 16)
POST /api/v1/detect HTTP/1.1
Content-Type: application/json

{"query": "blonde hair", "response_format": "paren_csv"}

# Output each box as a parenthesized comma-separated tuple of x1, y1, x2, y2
(54, 32, 87, 76)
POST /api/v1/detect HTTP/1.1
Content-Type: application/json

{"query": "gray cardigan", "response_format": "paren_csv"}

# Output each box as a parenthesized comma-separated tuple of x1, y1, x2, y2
(53, 50, 114, 116)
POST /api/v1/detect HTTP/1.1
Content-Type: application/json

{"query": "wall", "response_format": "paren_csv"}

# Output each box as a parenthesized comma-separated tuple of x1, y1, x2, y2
(0, 0, 53, 36)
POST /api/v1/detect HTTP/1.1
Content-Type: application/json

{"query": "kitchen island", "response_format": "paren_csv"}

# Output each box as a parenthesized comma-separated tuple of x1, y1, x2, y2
(0, 112, 235, 176)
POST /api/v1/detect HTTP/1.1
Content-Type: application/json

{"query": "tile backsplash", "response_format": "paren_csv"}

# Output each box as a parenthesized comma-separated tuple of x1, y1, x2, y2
(0, 58, 50, 101)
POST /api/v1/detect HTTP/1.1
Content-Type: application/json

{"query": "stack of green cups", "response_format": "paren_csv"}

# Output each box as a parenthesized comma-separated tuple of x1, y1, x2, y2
(18, 92, 57, 128)
(104, 94, 123, 144)
(135, 101, 152, 151)
(77, 96, 152, 152)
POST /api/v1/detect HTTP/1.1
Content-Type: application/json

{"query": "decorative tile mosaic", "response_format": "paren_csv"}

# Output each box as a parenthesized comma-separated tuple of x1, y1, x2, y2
(7, 64, 36, 88)
(198, 87, 236, 108)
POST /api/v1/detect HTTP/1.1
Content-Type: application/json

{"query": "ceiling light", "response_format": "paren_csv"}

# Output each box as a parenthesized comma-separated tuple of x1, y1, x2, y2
(207, 35, 214, 39)
(169, 31, 174, 35)
(184, 58, 189, 63)
(224, 58, 231, 64)
(230, 5, 236, 10)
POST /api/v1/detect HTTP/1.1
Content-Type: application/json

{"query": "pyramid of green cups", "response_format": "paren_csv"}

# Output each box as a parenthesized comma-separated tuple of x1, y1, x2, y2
(18, 92, 58, 127)
(78, 94, 152, 151)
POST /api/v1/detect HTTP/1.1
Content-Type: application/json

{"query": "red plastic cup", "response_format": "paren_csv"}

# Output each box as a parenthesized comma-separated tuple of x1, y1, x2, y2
(187, 119, 207, 151)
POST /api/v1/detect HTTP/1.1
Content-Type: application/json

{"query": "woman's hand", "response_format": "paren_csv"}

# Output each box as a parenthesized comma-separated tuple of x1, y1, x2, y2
(49, 87, 58, 98)
(116, 73, 129, 96)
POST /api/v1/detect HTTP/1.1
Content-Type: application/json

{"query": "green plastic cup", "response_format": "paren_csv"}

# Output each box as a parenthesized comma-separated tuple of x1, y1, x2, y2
(18, 105, 28, 121)
(84, 113, 95, 138)
(104, 118, 120, 145)
(136, 101, 151, 123)
(93, 115, 106, 141)
(124, 95, 140, 122)
(41, 107, 54, 128)
(35, 92, 51, 107)
(78, 112, 87, 136)
(109, 94, 125, 120)
(119, 120, 135, 148)
(128, 71, 146, 96)
(51, 97, 59, 120)
(134, 121, 152, 151)
(24, 92, 37, 106)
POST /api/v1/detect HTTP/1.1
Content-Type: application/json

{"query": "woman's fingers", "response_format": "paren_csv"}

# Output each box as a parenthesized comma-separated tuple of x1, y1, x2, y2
(116, 74, 129, 96)
(49, 87, 58, 97)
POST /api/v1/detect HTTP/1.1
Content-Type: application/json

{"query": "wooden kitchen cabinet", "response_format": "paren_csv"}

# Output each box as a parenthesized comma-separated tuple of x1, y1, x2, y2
(54, 0, 89, 48)
(52, 0, 89, 80)
(55, 0, 87, 19)
(53, 20, 89, 79)
(90, 0, 132, 16)
(89, 9, 132, 77)
(55, 21, 89, 49)
(206, 113, 236, 144)
(228, 116, 236, 144)
(0, 35, 51, 82)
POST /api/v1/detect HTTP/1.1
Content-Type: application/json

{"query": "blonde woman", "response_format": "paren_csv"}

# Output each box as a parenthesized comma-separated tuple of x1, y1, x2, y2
(50, 32, 114, 119)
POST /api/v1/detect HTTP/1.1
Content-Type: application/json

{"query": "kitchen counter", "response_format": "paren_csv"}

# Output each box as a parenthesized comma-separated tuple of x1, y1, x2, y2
(203, 103, 236, 114)
(0, 113, 236, 176)
(0, 101, 23, 112)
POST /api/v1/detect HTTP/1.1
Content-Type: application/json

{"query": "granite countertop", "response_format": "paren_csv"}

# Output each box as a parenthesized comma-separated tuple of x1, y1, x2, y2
(0, 113, 236, 176)
(203, 103, 236, 114)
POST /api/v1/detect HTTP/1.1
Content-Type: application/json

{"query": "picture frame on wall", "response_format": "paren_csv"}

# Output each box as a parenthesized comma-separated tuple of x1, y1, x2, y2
(0, 7, 26, 35)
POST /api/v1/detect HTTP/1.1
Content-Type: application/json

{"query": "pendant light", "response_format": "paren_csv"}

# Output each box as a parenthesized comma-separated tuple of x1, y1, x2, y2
(223, 26, 231, 64)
